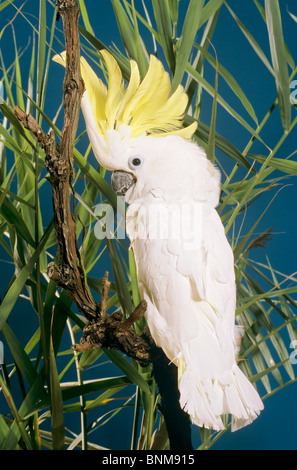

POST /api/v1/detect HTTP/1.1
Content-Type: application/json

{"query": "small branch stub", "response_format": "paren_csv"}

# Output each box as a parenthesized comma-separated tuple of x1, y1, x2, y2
(72, 272, 151, 365)
(98, 271, 111, 318)
(47, 262, 61, 283)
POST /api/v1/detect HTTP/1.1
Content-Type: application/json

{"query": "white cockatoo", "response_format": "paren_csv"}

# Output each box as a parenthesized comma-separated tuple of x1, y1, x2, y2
(54, 50, 263, 431)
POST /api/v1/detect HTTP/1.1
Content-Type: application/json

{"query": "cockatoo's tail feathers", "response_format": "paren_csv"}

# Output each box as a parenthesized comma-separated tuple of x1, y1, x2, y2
(53, 49, 197, 141)
(178, 361, 264, 432)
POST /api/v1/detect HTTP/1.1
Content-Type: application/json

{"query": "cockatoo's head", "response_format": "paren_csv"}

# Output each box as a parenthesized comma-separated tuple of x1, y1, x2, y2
(53, 50, 220, 206)
(104, 128, 221, 207)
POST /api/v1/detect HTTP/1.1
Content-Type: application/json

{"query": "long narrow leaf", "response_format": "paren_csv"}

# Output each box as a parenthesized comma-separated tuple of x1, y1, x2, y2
(265, 0, 291, 131)
(111, 0, 147, 77)
(0, 220, 54, 330)
(49, 328, 65, 450)
(225, 3, 274, 75)
(194, 43, 258, 124)
(1, 322, 37, 386)
(172, 0, 204, 91)
(199, 0, 224, 26)
(152, 0, 175, 72)
(249, 154, 297, 175)
(186, 63, 264, 143)
(104, 349, 151, 394)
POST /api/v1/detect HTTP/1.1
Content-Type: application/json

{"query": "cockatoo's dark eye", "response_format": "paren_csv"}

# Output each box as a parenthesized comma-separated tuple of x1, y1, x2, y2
(128, 156, 144, 170)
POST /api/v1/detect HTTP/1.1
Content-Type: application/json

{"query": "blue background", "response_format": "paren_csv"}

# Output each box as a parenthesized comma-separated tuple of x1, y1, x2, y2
(1, 0, 297, 450)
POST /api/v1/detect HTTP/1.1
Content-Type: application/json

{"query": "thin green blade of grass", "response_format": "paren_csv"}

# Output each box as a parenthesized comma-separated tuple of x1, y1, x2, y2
(38, 4, 58, 122)
(237, 281, 274, 332)
(168, 0, 178, 20)
(0, 220, 54, 330)
(239, 271, 295, 381)
(265, 257, 297, 347)
(225, 3, 274, 76)
(73, 151, 118, 210)
(265, 0, 291, 132)
(37, 0, 47, 114)
(245, 350, 272, 393)
(151, 0, 175, 73)
(185, 9, 220, 116)
(236, 305, 272, 392)
(1, 322, 37, 386)
(123, 0, 160, 48)
(185, 63, 264, 144)
(249, 358, 292, 385)
(26, 34, 35, 115)
(74, 180, 100, 237)
(172, 0, 204, 91)
(130, 387, 141, 450)
(128, 248, 142, 310)
(26, 376, 132, 418)
(207, 44, 218, 162)
(104, 349, 151, 395)
(232, 184, 281, 260)
(78, 0, 95, 34)
(78, 25, 116, 61)
(12, 29, 25, 114)
(0, 374, 34, 449)
(106, 238, 134, 318)
(199, 0, 224, 26)
(84, 385, 129, 412)
(0, 102, 38, 153)
(288, 10, 297, 23)
(111, 0, 147, 77)
(111, 0, 138, 58)
(0, 0, 15, 13)
(0, 414, 11, 447)
(249, 153, 297, 175)
(195, 43, 258, 124)
(151, 420, 169, 450)
(49, 327, 65, 450)
(0, 194, 35, 247)
(78, 348, 104, 370)
(184, 117, 251, 171)
(245, 259, 297, 310)
(236, 284, 297, 315)
(0, 146, 35, 211)
(253, 0, 296, 72)
(130, 0, 149, 77)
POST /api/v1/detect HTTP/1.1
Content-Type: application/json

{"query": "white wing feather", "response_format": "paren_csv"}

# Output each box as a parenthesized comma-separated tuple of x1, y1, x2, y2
(127, 195, 263, 431)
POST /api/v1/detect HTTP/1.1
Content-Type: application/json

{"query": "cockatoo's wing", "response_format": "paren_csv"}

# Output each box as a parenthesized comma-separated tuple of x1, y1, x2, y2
(166, 203, 235, 319)
(166, 205, 263, 431)
(128, 199, 263, 431)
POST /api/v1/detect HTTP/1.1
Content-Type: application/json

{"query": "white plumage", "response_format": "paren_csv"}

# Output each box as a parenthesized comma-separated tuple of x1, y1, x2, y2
(108, 131, 263, 431)
(54, 50, 264, 431)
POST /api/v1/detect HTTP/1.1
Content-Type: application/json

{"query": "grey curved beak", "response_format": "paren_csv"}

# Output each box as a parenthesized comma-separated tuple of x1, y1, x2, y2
(111, 171, 136, 196)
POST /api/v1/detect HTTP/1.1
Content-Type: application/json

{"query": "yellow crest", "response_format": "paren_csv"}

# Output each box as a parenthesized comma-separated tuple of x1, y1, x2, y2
(53, 50, 197, 140)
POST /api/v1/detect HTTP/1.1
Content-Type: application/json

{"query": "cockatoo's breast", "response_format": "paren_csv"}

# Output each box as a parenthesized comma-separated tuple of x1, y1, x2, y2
(126, 194, 237, 373)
